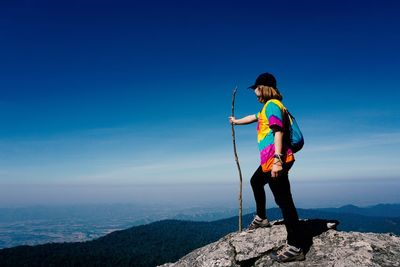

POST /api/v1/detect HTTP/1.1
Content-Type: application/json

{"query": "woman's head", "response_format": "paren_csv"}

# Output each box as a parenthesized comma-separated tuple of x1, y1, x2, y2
(249, 72, 283, 103)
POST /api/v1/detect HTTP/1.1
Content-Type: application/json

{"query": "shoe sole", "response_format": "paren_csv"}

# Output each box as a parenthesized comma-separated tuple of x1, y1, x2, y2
(247, 223, 271, 231)
(270, 253, 305, 262)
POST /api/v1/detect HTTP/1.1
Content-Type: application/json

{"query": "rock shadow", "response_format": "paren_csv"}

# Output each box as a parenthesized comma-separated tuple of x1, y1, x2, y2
(273, 218, 340, 254)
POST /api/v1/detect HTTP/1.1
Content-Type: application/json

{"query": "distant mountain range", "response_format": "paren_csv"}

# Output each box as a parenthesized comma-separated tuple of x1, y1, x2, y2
(0, 203, 399, 267)
(315, 203, 400, 217)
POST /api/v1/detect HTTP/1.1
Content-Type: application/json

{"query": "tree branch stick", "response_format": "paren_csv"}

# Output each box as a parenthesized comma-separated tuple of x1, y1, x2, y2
(231, 86, 243, 232)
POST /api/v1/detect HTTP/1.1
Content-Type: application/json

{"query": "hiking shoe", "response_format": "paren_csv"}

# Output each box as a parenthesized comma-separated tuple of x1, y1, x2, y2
(270, 244, 305, 263)
(248, 215, 271, 230)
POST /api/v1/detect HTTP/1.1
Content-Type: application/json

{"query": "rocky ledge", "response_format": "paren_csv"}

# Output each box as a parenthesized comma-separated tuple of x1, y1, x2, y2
(159, 219, 400, 267)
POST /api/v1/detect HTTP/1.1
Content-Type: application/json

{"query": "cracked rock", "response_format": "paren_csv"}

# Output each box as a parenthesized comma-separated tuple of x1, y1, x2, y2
(158, 220, 400, 267)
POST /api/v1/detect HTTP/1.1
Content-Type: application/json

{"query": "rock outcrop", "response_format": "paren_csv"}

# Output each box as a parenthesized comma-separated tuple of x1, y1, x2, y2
(159, 219, 400, 267)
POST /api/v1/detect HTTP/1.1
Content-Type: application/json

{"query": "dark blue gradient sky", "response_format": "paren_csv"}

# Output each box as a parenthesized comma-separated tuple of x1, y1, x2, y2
(1, 0, 399, 207)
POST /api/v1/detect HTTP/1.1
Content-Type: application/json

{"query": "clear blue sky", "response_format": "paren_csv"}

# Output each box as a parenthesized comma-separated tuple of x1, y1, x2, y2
(1, 0, 399, 208)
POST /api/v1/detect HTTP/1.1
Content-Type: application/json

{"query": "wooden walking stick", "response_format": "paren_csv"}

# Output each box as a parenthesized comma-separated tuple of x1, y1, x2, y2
(231, 86, 243, 232)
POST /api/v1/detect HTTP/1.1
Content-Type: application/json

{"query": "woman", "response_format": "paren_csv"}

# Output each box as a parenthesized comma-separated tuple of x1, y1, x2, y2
(229, 72, 304, 263)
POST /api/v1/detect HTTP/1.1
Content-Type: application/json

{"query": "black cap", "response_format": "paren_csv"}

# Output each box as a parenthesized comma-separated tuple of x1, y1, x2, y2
(248, 72, 277, 89)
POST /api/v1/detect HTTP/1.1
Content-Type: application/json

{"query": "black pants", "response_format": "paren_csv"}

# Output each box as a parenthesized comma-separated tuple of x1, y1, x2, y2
(250, 164, 302, 247)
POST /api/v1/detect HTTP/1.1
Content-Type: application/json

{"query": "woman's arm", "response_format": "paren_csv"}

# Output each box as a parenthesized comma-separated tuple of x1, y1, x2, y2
(271, 128, 284, 178)
(229, 115, 257, 125)
(273, 129, 283, 155)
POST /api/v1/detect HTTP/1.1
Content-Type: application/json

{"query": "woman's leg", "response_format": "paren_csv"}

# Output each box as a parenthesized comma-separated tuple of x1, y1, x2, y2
(250, 165, 268, 219)
(268, 171, 301, 247)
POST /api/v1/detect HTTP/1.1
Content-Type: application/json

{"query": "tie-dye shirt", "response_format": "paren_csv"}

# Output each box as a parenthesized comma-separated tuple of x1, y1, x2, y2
(255, 99, 295, 172)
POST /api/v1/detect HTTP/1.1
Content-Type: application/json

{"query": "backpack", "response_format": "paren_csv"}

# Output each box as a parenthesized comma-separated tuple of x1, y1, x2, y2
(284, 109, 304, 153)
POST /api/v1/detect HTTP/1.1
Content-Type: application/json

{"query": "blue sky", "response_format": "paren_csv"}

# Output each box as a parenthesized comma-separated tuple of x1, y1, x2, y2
(1, 0, 399, 208)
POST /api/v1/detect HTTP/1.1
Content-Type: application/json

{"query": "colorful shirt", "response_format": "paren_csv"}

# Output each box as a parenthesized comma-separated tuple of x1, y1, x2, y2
(255, 99, 295, 172)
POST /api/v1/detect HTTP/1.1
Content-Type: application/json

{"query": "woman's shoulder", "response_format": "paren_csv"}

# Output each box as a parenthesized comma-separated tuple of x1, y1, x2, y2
(266, 99, 285, 109)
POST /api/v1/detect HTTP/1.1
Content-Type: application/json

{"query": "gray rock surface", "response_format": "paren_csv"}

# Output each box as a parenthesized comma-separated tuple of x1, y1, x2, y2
(158, 220, 400, 267)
